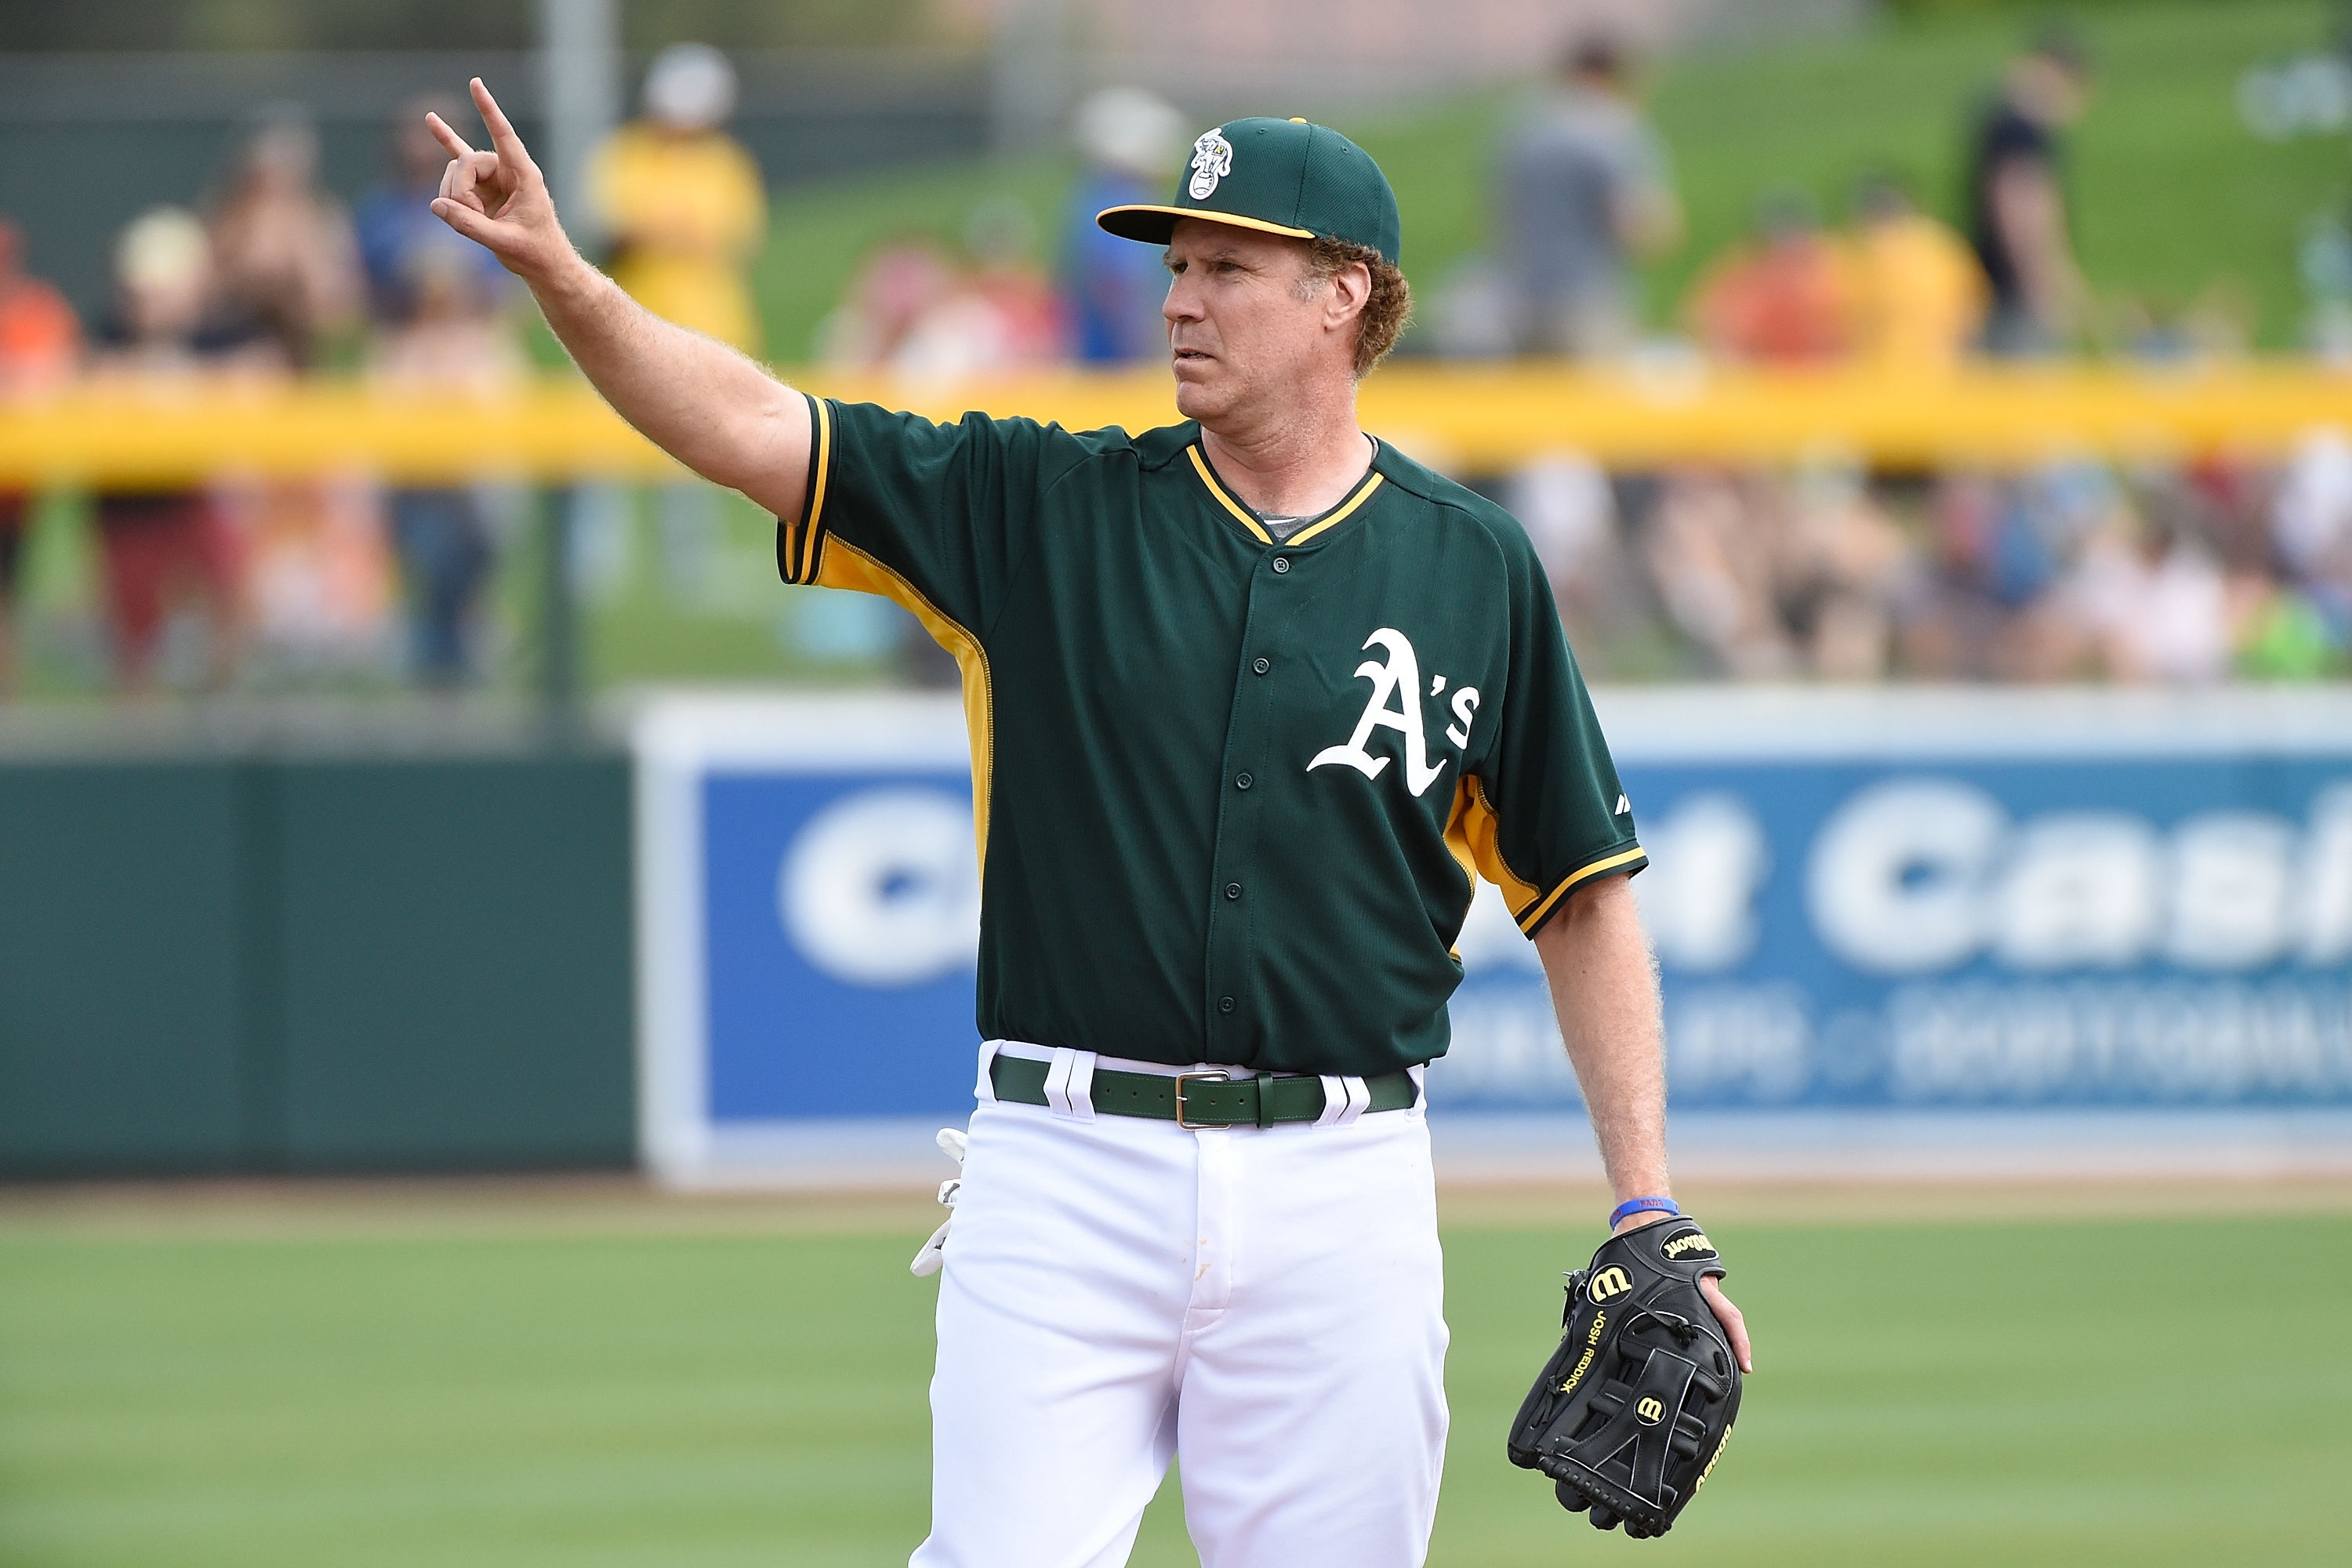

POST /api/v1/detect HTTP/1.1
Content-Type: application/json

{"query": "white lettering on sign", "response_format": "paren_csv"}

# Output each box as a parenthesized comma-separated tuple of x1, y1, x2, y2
(1806, 779, 2005, 975)
(1633, 792, 1771, 973)
(1807, 778, 2352, 977)
(1991, 813, 2162, 971)
(778, 787, 980, 987)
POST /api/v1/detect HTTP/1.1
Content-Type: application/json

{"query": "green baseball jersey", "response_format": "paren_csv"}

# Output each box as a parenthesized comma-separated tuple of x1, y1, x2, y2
(778, 396, 1644, 1079)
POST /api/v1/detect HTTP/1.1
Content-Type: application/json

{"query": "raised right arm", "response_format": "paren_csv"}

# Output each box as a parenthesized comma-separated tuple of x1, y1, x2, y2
(426, 78, 810, 521)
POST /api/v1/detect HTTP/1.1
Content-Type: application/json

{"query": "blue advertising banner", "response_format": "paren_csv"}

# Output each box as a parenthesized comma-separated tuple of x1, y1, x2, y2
(1449, 757, 2352, 1111)
(701, 768, 981, 1123)
(635, 691, 2352, 1180)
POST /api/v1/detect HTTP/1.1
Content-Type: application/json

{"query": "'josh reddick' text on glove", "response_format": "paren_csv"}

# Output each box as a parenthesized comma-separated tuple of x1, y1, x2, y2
(1507, 1218, 1741, 1538)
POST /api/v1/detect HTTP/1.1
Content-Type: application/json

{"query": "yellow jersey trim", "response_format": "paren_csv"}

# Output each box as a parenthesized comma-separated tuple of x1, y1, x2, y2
(1187, 446, 1273, 543)
(1284, 471, 1385, 544)
(1446, 775, 1541, 908)
(1096, 204, 1317, 243)
(813, 538, 996, 878)
(1441, 779, 1485, 898)
(795, 395, 834, 583)
(1516, 846, 1650, 935)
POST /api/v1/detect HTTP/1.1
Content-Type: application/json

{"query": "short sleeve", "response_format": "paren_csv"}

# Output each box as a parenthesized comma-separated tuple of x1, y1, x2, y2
(1448, 535, 1645, 938)
(778, 397, 1088, 645)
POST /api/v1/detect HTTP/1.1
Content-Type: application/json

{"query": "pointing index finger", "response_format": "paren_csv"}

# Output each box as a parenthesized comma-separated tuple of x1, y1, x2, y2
(470, 78, 534, 167)
(423, 111, 475, 160)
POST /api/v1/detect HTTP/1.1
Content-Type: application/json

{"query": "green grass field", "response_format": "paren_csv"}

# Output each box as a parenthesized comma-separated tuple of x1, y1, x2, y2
(3, 1187, 2347, 1566)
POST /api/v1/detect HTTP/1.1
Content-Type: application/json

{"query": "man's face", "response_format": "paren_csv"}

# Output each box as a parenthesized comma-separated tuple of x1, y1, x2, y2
(1162, 218, 1338, 426)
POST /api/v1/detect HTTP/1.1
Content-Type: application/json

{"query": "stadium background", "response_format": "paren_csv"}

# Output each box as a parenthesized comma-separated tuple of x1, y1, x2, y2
(2, 2, 2349, 1564)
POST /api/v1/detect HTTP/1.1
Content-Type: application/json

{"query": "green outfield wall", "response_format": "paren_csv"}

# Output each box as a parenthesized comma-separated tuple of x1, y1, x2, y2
(0, 751, 633, 1176)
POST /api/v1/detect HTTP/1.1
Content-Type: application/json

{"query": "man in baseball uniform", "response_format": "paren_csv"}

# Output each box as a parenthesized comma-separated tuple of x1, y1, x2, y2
(428, 84, 1751, 1567)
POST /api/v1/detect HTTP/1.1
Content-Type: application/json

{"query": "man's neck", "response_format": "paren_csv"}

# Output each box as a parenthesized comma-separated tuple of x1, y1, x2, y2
(1199, 404, 1374, 519)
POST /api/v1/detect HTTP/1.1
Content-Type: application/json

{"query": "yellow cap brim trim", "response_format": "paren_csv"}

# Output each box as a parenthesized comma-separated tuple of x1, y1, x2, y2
(1096, 205, 1317, 245)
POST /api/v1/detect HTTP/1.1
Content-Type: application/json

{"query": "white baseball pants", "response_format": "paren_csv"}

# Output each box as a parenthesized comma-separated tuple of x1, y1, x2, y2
(909, 1043, 1450, 1568)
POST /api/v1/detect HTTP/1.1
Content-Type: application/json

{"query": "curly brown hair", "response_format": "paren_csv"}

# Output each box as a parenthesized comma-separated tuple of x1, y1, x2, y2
(1296, 238, 1413, 378)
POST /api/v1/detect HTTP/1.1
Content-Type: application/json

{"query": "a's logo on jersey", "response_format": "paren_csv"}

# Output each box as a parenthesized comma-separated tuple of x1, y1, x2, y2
(1189, 129, 1234, 199)
(1308, 628, 1460, 797)
(1615, 793, 1631, 815)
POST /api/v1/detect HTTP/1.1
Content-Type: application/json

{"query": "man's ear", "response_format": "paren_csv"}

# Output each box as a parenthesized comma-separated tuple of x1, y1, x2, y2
(1323, 261, 1372, 330)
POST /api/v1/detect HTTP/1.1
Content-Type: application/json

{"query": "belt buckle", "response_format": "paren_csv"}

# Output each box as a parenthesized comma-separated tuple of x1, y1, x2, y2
(1173, 1070, 1232, 1130)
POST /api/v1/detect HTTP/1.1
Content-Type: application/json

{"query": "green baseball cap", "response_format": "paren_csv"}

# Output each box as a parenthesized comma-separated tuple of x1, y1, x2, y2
(1097, 117, 1403, 267)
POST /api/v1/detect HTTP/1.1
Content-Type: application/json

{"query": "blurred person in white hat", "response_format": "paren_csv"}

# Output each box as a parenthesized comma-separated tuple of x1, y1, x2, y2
(1060, 86, 1185, 361)
(588, 44, 768, 607)
(589, 42, 766, 355)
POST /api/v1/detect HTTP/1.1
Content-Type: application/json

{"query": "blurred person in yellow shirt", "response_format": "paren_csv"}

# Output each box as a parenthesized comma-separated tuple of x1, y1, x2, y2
(1846, 176, 1987, 375)
(589, 44, 766, 604)
(590, 44, 765, 355)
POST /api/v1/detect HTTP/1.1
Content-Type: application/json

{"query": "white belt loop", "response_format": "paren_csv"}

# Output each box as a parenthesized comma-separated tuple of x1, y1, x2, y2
(975, 1040, 1004, 1104)
(1316, 1074, 1370, 1127)
(1044, 1047, 1098, 1121)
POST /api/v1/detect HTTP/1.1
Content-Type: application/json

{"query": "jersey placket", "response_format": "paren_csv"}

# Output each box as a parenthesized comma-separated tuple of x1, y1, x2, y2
(1200, 543, 1298, 1061)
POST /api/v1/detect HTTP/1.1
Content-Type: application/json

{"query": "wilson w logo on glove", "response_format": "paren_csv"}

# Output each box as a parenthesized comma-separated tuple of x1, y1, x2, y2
(1506, 1220, 1741, 1539)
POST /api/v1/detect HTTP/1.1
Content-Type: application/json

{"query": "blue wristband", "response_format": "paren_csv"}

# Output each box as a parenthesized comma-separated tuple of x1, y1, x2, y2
(1608, 1196, 1680, 1229)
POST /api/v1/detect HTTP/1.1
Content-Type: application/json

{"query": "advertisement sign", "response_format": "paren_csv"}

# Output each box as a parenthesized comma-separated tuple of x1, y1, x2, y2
(636, 690, 2352, 1180)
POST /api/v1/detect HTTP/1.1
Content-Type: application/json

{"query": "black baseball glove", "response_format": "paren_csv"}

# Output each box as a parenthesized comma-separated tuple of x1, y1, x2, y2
(1506, 1218, 1741, 1539)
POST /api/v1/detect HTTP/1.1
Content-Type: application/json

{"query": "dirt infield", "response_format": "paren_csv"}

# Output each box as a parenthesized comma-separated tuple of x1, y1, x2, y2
(7, 1167, 2351, 1243)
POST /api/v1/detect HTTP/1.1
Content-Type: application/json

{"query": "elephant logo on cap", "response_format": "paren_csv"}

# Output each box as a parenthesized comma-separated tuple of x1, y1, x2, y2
(1189, 129, 1234, 199)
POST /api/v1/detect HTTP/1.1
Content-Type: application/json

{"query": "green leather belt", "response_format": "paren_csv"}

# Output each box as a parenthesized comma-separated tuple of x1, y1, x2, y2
(989, 1051, 1417, 1129)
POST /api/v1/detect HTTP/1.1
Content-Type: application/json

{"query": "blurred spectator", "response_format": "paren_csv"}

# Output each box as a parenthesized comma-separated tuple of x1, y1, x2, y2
(1778, 460, 1913, 678)
(1495, 34, 1681, 360)
(208, 109, 363, 369)
(1966, 31, 2094, 356)
(820, 241, 960, 368)
(1687, 193, 1851, 365)
(358, 101, 520, 687)
(372, 249, 524, 686)
(2064, 503, 2231, 683)
(87, 208, 278, 693)
(2270, 429, 2352, 668)
(1642, 469, 1795, 677)
(1846, 176, 1987, 374)
(1638, 461, 1911, 680)
(592, 44, 767, 607)
(1512, 455, 1627, 643)
(210, 111, 387, 676)
(0, 216, 82, 695)
(355, 96, 510, 328)
(895, 199, 1066, 376)
(591, 43, 766, 355)
(1062, 87, 1185, 363)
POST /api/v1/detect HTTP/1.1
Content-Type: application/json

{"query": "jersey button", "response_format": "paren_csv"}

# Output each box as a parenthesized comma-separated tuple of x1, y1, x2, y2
(1218, 996, 1236, 1013)
(1235, 772, 1252, 790)
(1271, 556, 1290, 574)
(1252, 656, 1270, 675)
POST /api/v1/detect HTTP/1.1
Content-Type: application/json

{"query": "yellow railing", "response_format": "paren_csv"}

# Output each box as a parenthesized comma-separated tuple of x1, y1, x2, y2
(6, 362, 2352, 484)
